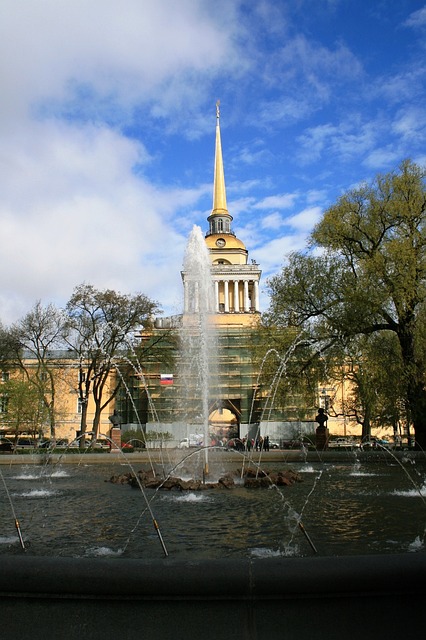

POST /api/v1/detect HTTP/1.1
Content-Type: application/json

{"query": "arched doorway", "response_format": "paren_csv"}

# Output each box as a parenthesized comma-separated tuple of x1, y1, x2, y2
(208, 399, 241, 444)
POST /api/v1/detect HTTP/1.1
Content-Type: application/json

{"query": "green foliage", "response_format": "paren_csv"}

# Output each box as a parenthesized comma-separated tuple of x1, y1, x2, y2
(265, 160, 426, 447)
(121, 428, 146, 443)
(252, 324, 322, 420)
(0, 378, 49, 436)
(145, 430, 173, 441)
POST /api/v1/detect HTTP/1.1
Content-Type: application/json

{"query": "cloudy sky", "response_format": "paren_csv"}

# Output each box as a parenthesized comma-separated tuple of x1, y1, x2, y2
(1, 0, 425, 324)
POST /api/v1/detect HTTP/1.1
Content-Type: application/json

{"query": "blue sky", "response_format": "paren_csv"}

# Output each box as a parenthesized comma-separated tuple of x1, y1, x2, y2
(0, 0, 425, 324)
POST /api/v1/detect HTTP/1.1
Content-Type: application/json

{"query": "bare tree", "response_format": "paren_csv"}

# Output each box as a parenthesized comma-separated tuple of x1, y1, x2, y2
(7, 301, 66, 439)
(64, 284, 159, 442)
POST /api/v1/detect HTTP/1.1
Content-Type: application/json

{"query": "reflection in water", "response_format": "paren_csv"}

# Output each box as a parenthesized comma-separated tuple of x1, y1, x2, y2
(0, 458, 425, 559)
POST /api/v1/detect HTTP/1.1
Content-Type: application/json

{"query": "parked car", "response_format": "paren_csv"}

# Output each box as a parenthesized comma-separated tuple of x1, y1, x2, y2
(37, 440, 51, 449)
(178, 435, 203, 449)
(87, 439, 111, 450)
(329, 438, 360, 449)
(268, 440, 280, 449)
(281, 439, 304, 449)
(361, 437, 391, 450)
(16, 437, 37, 449)
(0, 439, 13, 452)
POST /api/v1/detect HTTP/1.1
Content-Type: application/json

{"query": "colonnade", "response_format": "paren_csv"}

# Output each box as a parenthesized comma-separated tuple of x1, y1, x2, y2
(183, 278, 259, 314)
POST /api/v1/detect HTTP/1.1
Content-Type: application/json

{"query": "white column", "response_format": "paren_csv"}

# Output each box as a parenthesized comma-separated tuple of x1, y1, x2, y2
(254, 280, 259, 312)
(184, 281, 189, 313)
(224, 280, 229, 312)
(194, 281, 199, 313)
(214, 281, 219, 312)
(244, 280, 249, 312)
(233, 280, 239, 312)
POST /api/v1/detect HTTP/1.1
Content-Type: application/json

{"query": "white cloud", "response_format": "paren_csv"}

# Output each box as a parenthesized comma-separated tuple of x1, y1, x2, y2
(266, 35, 363, 100)
(286, 206, 322, 232)
(254, 193, 298, 210)
(0, 0, 247, 323)
(261, 212, 284, 230)
(392, 106, 426, 141)
(254, 233, 307, 279)
(404, 6, 426, 28)
(363, 147, 401, 170)
(297, 119, 381, 166)
(0, 0, 242, 129)
(0, 118, 200, 323)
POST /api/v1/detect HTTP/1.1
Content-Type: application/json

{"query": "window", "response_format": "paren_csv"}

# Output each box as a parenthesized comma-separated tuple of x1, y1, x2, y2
(0, 395, 8, 414)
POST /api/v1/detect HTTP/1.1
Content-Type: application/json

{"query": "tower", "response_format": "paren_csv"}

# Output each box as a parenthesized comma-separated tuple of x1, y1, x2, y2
(182, 101, 262, 326)
(130, 104, 264, 440)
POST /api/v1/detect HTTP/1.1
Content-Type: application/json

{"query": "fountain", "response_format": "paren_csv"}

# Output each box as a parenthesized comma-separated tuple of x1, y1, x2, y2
(178, 224, 218, 476)
(1, 228, 426, 637)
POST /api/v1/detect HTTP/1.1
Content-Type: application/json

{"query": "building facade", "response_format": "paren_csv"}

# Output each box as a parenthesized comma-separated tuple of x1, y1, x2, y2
(119, 104, 321, 443)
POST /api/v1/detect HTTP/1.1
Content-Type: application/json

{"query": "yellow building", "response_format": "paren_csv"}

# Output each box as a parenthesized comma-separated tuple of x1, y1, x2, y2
(0, 354, 116, 443)
(1, 104, 396, 446)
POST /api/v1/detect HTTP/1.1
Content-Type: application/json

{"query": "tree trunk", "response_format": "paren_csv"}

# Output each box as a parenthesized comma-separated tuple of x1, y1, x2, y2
(407, 382, 426, 450)
(78, 401, 89, 449)
(92, 404, 102, 439)
(398, 322, 426, 450)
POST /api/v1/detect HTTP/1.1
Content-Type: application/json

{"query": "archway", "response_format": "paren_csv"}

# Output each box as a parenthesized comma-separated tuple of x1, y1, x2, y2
(208, 399, 241, 443)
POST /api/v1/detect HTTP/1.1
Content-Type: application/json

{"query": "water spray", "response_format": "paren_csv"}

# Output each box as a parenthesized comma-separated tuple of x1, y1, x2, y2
(298, 521, 317, 554)
(98, 433, 169, 557)
(1, 469, 26, 551)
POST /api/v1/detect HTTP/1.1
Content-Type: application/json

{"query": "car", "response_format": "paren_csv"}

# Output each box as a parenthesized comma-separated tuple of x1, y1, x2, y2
(37, 440, 51, 449)
(281, 439, 304, 449)
(87, 439, 111, 450)
(16, 437, 37, 449)
(361, 437, 391, 450)
(268, 440, 280, 449)
(329, 438, 360, 449)
(178, 435, 203, 449)
(0, 439, 13, 452)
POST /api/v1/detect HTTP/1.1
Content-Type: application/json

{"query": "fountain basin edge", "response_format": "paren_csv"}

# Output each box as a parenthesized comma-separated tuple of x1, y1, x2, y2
(0, 553, 425, 639)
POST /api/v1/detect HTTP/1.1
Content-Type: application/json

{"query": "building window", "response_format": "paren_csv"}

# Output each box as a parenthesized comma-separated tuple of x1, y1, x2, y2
(0, 395, 8, 414)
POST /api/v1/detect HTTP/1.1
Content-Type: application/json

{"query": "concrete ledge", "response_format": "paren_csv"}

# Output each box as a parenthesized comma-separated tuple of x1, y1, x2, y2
(0, 554, 425, 639)
(0, 448, 422, 464)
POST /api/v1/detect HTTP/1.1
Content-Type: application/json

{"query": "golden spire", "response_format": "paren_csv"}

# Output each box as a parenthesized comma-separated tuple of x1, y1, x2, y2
(212, 100, 228, 216)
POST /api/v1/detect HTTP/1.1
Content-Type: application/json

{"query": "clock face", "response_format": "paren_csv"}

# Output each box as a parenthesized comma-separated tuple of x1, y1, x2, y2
(216, 238, 226, 247)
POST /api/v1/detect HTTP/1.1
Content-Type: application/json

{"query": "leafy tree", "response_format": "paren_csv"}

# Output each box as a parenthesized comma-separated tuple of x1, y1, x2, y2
(266, 160, 426, 448)
(324, 334, 406, 440)
(0, 378, 49, 438)
(252, 324, 321, 422)
(64, 284, 160, 442)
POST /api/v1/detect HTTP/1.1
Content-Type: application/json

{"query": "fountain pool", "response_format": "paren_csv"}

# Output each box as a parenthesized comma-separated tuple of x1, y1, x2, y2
(1, 452, 425, 559)
(1, 451, 426, 640)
